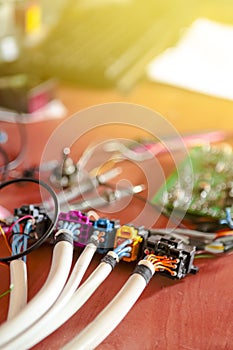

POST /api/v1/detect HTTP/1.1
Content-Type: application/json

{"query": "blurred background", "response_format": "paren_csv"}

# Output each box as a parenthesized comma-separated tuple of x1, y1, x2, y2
(1, 0, 233, 96)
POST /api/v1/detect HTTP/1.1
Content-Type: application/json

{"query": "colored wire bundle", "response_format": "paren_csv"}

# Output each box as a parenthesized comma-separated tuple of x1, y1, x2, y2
(10, 217, 34, 262)
(151, 227, 233, 256)
(146, 254, 179, 277)
(204, 229, 233, 254)
(0, 177, 59, 263)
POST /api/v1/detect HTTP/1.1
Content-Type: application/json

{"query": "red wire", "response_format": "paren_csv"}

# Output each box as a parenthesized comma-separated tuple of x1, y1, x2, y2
(7, 215, 35, 234)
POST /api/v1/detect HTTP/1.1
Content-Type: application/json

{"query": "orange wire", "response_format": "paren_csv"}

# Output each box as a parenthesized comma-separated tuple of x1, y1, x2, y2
(216, 230, 233, 238)
(155, 265, 176, 276)
(146, 254, 177, 276)
(147, 254, 178, 265)
(0, 225, 12, 254)
(150, 254, 178, 262)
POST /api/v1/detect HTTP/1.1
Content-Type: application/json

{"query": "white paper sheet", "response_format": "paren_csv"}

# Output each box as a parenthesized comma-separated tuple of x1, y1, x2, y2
(147, 18, 233, 101)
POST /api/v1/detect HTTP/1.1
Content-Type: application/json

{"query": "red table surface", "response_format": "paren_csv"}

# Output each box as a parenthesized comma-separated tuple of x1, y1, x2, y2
(0, 82, 233, 350)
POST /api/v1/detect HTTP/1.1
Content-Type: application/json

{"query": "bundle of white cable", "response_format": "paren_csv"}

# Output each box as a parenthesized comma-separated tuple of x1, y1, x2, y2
(7, 259, 27, 320)
(0, 230, 74, 348)
(62, 259, 155, 350)
(4, 251, 118, 350)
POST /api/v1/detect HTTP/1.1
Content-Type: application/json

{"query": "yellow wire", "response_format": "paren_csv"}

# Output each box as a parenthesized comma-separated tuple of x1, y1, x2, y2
(0, 225, 12, 254)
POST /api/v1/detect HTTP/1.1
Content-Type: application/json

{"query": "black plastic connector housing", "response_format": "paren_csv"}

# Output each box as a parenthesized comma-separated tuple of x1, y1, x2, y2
(14, 204, 51, 239)
(145, 233, 199, 279)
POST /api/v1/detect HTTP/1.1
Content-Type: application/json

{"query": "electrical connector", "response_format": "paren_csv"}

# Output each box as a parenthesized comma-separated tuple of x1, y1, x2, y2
(114, 224, 148, 262)
(57, 210, 93, 247)
(14, 204, 51, 240)
(144, 234, 198, 279)
(92, 218, 120, 254)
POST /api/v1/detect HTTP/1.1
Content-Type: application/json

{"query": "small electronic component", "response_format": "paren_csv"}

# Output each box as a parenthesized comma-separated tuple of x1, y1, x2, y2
(57, 210, 94, 247)
(152, 143, 233, 225)
(144, 234, 198, 279)
(114, 224, 148, 262)
(92, 218, 120, 254)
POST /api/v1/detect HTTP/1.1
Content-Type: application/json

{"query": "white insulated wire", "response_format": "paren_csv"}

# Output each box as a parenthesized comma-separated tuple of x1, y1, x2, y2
(52, 241, 98, 305)
(0, 234, 73, 348)
(4, 254, 116, 350)
(62, 260, 155, 350)
(7, 260, 27, 320)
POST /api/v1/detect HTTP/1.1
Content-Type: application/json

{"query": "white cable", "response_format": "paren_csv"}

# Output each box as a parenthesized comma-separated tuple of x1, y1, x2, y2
(4, 252, 117, 350)
(0, 231, 73, 348)
(62, 260, 155, 350)
(51, 241, 98, 306)
(7, 260, 27, 320)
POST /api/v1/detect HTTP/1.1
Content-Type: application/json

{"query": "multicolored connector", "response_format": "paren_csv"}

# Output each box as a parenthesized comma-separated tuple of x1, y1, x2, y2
(13, 207, 199, 279)
(114, 224, 148, 262)
(57, 210, 93, 247)
(93, 218, 120, 254)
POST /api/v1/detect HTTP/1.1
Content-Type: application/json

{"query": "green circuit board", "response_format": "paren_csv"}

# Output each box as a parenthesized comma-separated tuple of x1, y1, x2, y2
(152, 143, 233, 221)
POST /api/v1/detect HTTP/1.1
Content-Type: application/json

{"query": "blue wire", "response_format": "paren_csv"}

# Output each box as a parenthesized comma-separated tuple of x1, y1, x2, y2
(113, 239, 132, 254)
(12, 235, 23, 256)
(118, 251, 131, 259)
(219, 207, 233, 229)
(24, 221, 32, 235)
(57, 221, 80, 242)
(59, 221, 80, 233)
(11, 221, 31, 262)
(61, 221, 69, 230)
(118, 246, 131, 254)
(117, 246, 132, 258)
(12, 223, 20, 234)
(22, 221, 32, 263)
(22, 236, 29, 262)
(67, 222, 74, 231)
(70, 223, 81, 232)
(11, 223, 21, 256)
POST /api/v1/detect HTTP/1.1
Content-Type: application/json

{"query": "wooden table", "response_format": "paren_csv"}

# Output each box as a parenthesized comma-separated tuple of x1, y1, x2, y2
(0, 79, 233, 350)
